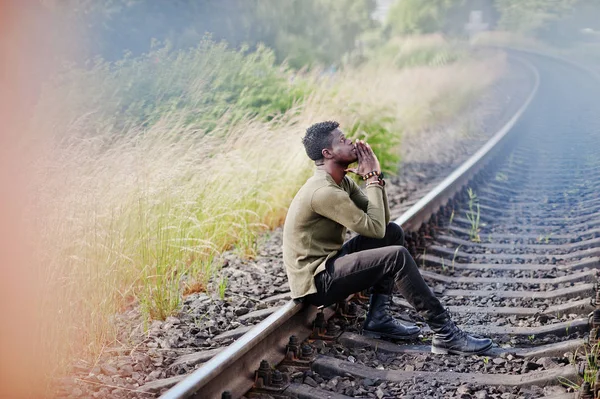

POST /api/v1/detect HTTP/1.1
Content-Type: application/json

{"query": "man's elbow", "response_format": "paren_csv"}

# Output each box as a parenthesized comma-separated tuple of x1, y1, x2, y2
(372, 223, 386, 239)
(357, 227, 385, 239)
(355, 219, 386, 238)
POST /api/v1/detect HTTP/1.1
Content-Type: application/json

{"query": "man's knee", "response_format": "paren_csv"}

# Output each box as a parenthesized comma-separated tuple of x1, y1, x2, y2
(382, 245, 407, 272)
(388, 245, 418, 276)
(386, 222, 405, 246)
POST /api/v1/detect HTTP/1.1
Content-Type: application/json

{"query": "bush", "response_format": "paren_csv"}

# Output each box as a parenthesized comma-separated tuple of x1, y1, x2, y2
(385, 0, 466, 35)
(50, 0, 376, 68)
(38, 38, 312, 134)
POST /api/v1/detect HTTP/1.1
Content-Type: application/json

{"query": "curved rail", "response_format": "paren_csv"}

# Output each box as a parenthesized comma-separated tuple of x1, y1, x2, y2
(395, 55, 540, 231)
(160, 54, 541, 399)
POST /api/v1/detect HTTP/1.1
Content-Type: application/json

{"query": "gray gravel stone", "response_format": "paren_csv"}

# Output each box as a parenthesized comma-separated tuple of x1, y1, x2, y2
(304, 376, 318, 387)
(475, 390, 489, 399)
(457, 384, 472, 395)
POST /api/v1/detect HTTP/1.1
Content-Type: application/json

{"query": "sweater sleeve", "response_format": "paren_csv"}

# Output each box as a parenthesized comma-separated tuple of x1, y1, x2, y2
(383, 185, 390, 225)
(311, 184, 386, 238)
(347, 177, 369, 212)
(347, 177, 390, 224)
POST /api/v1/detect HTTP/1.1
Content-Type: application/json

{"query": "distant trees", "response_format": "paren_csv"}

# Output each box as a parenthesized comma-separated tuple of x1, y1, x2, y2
(44, 0, 376, 68)
(44, 0, 600, 65)
(246, 0, 377, 68)
(385, 0, 467, 35)
(495, 0, 577, 33)
(495, 0, 600, 43)
(382, 0, 600, 44)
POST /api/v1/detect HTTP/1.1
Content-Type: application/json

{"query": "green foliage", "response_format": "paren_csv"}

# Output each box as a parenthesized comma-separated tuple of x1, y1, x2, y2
(494, 0, 581, 42)
(41, 38, 312, 132)
(496, 0, 575, 31)
(137, 208, 183, 320)
(345, 115, 402, 177)
(385, 0, 465, 35)
(260, 0, 377, 68)
(49, 0, 376, 68)
(563, 342, 600, 391)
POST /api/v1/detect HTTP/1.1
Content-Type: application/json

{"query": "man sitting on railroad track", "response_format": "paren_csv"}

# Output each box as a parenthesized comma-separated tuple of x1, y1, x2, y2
(282, 120, 493, 355)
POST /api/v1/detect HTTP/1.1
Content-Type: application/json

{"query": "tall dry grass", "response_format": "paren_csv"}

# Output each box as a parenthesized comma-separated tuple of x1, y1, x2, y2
(28, 37, 505, 382)
(331, 56, 503, 134)
(370, 34, 469, 69)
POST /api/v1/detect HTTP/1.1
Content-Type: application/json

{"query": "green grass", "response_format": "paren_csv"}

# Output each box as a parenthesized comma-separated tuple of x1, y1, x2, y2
(452, 245, 462, 273)
(345, 116, 401, 176)
(218, 275, 228, 300)
(465, 188, 481, 242)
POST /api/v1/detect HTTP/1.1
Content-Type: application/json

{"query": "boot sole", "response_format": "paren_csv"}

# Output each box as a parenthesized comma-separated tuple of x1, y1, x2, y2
(362, 329, 421, 341)
(431, 341, 493, 355)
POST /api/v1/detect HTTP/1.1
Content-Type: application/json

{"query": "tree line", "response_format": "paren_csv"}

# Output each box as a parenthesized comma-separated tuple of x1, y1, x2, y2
(44, 0, 600, 67)
(386, 0, 600, 44)
(45, 0, 376, 68)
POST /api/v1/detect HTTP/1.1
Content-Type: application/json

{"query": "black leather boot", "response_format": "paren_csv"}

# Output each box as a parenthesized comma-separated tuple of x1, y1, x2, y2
(362, 294, 421, 340)
(428, 311, 493, 355)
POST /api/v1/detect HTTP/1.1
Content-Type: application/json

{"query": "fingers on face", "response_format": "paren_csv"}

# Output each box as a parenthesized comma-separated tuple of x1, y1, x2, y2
(355, 140, 363, 156)
(363, 142, 372, 160)
(358, 140, 370, 152)
(355, 140, 375, 165)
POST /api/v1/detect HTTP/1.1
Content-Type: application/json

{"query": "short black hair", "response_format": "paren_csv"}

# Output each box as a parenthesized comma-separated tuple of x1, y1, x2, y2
(302, 121, 340, 161)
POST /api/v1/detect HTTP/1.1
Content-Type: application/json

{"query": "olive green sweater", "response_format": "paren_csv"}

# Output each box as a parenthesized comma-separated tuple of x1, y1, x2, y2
(282, 169, 390, 299)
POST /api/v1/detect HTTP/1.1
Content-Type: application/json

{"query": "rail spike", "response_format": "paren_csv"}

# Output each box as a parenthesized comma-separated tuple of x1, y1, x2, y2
(578, 382, 593, 399)
(253, 359, 271, 388)
(338, 301, 359, 321)
(249, 360, 289, 398)
(281, 336, 315, 368)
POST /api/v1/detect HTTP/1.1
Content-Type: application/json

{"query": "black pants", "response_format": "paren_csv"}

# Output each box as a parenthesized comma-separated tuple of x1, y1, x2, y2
(304, 223, 445, 320)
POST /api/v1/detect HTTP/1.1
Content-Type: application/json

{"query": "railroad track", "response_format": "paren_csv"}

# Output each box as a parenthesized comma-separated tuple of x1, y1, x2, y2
(159, 52, 600, 399)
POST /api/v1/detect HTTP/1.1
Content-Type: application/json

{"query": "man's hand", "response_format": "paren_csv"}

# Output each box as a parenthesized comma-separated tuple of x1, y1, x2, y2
(345, 140, 381, 178)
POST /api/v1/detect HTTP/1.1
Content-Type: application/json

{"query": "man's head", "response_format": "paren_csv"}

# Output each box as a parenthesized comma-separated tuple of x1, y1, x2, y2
(302, 121, 357, 165)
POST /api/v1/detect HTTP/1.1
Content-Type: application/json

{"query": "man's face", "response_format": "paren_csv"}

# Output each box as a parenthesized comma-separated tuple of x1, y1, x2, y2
(325, 128, 357, 164)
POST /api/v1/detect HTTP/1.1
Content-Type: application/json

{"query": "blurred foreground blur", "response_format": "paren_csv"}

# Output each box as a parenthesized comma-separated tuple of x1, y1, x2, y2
(0, 2, 62, 397)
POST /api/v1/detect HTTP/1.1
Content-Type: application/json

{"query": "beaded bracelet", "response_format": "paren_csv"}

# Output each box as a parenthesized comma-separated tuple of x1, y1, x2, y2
(362, 170, 380, 180)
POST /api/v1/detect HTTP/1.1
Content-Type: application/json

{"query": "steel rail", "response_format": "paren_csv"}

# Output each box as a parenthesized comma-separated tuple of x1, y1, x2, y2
(395, 55, 540, 231)
(160, 55, 541, 399)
